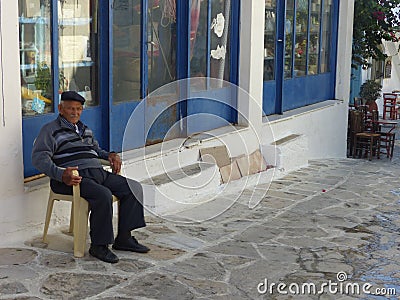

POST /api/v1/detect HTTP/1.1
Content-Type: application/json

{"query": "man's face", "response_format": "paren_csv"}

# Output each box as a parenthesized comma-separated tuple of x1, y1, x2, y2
(58, 101, 83, 124)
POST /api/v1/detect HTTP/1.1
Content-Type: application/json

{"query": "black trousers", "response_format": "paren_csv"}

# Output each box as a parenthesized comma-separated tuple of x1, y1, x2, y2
(50, 168, 146, 245)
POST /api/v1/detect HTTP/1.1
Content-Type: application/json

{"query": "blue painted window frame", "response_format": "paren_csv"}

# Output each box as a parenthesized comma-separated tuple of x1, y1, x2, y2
(22, 0, 240, 177)
(263, 0, 339, 115)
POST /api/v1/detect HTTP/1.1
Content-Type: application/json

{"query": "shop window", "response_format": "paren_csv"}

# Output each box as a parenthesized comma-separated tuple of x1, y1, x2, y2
(19, 0, 53, 115)
(308, 0, 321, 75)
(147, 0, 177, 93)
(264, 0, 276, 81)
(267, 0, 333, 80)
(112, 0, 141, 102)
(19, 0, 98, 114)
(284, 0, 295, 78)
(320, 0, 332, 73)
(190, 0, 232, 91)
(59, 0, 98, 106)
(294, 0, 309, 76)
(371, 58, 384, 81)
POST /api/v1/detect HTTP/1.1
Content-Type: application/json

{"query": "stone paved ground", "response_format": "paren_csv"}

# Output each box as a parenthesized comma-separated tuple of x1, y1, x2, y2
(1, 140, 400, 299)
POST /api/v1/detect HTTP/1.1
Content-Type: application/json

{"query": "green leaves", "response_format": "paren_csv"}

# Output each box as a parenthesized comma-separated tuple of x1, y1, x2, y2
(352, 0, 400, 69)
(359, 79, 382, 103)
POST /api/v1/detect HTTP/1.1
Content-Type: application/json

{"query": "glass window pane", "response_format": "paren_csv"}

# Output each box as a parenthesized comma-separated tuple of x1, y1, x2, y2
(59, 0, 98, 106)
(308, 0, 321, 75)
(19, 0, 53, 116)
(285, 0, 294, 79)
(147, 0, 177, 93)
(210, 0, 230, 89)
(190, 0, 207, 90)
(264, 0, 276, 81)
(294, 0, 309, 77)
(113, 0, 141, 102)
(320, 0, 332, 73)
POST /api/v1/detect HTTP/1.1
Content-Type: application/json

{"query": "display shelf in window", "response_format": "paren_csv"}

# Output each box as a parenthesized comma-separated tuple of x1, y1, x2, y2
(58, 17, 92, 26)
(19, 16, 49, 24)
(61, 60, 94, 68)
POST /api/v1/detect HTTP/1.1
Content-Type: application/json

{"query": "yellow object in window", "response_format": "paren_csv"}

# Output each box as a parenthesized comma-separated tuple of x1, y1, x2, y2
(21, 86, 52, 104)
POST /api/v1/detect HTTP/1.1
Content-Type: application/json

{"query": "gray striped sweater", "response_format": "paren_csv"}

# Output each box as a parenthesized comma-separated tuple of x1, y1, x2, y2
(32, 115, 110, 182)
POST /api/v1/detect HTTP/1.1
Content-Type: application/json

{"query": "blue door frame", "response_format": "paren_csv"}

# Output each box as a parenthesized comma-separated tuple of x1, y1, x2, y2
(263, 0, 339, 115)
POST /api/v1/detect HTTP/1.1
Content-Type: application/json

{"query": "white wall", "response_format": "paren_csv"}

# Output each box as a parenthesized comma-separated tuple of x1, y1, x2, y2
(0, 1, 37, 245)
(237, 0, 264, 135)
(263, 101, 348, 159)
(380, 53, 400, 114)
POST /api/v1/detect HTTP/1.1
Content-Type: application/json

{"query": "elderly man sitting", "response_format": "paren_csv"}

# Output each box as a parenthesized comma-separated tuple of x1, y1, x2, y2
(32, 91, 149, 263)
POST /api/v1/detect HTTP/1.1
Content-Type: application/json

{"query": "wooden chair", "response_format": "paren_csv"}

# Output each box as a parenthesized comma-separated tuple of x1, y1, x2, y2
(350, 110, 381, 161)
(382, 93, 399, 120)
(375, 121, 397, 159)
(43, 170, 119, 257)
(353, 97, 362, 108)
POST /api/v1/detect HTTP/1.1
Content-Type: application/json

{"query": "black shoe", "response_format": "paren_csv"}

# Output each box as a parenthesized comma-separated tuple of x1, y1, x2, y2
(89, 245, 119, 263)
(112, 236, 150, 253)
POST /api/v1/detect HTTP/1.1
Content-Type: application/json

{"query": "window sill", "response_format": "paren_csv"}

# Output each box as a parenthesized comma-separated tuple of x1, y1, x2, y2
(263, 99, 343, 124)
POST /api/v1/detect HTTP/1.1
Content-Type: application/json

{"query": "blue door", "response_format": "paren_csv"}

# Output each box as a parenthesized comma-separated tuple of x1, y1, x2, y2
(349, 63, 362, 105)
(111, 0, 183, 150)
(112, 0, 240, 151)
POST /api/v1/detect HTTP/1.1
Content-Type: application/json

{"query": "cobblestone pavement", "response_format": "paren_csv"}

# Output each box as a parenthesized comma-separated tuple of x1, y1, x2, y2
(1, 141, 400, 299)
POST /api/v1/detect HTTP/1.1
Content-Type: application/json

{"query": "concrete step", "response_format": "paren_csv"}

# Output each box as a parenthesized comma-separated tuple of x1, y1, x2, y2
(141, 162, 221, 216)
(261, 133, 308, 173)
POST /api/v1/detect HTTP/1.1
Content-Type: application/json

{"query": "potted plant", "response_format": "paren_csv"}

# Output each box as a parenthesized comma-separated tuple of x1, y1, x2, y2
(34, 62, 67, 98)
(359, 79, 382, 112)
(34, 62, 52, 97)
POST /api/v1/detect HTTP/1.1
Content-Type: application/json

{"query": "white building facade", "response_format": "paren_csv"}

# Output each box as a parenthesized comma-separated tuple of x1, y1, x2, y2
(0, 0, 354, 245)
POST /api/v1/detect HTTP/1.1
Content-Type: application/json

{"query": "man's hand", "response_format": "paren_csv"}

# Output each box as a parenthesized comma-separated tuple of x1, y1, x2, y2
(108, 152, 122, 174)
(62, 167, 82, 186)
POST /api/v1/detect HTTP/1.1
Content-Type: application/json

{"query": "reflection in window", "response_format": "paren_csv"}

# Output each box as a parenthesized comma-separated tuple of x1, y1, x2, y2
(264, 0, 276, 81)
(59, 0, 98, 106)
(210, 0, 230, 88)
(279, 0, 333, 80)
(19, 0, 53, 116)
(284, 0, 294, 79)
(308, 0, 321, 75)
(147, 0, 177, 93)
(189, 0, 231, 90)
(113, 0, 141, 102)
(190, 0, 207, 90)
(320, 0, 332, 73)
(294, 0, 309, 77)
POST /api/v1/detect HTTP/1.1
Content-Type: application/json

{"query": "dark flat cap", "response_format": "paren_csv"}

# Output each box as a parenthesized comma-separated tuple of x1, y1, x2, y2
(60, 91, 85, 104)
